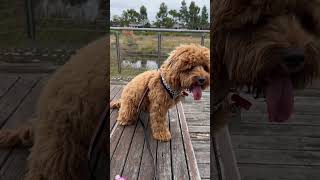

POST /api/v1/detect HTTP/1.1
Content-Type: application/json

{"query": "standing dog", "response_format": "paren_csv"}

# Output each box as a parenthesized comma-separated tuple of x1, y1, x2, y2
(211, 0, 320, 130)
(0, 37, 107, 180)
(111, 44, 210, 141)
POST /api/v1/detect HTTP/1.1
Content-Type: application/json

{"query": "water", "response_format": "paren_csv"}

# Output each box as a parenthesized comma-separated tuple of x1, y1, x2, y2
(122, 60, 159, 70)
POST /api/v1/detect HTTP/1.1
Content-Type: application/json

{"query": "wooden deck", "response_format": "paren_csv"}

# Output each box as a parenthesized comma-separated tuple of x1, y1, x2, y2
(181, 90, 210, 179)
(229, 84, 320, 180)
(110, 85, 201, 179)
(0, 73, 48, 179)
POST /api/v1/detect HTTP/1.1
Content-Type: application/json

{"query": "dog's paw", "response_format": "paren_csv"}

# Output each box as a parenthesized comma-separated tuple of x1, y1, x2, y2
(117, 120, 132, 126)
(152, 130, 171, 141)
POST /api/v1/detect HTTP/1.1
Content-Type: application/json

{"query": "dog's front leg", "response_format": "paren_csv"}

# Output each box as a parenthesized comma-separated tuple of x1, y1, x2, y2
(149, 104, 171, 141)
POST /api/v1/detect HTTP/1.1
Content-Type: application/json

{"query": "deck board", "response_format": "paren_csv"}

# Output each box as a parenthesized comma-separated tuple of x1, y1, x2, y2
(230, 86, 320, 180)
(0, 73, 48, 179)
(169, 108, 189, 179)
(110, 85, 201, 180)
(181, 91, 211, 179)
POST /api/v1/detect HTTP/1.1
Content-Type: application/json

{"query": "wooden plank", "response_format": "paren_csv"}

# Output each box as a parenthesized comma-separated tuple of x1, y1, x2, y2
(194, 151, 210, 164)
(110, 88, 123, 131)
(176, 102, 201, 180)
(197, 163, 210, 179)
(238, 164, 320, 180)
(0, 75, 39, 128)
(110, 123, 137, 178)
(229, 123, 320, 137)
(0, 149, 29, 179)
(248, 102, 320, 115)
(169, 108, 189, 179)
(0, 75, 47, 178)
(188, 126, 210, 133)
(0, 74, 19, 99)
(122, 122, 145, 179)
(110, 85, 120, 100)
(137, 111, 158, 180)
(0, 75, 43, 167)
(241, 113, 320, 126)
(110, 122, 124, 158)
(235, 149, 320, 166)
(189, 132, 210, 141)
(0, 63, 59, 73)
(214, 126, 241, 180)
(156, 114, 172, 180)
(232, 135, 320, 151)
(191, 141, 210, 152)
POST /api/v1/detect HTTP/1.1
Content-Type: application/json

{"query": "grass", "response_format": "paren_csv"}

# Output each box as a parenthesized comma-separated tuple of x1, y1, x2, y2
(0, 2, 105, 48)
(110, 30, 210, 79)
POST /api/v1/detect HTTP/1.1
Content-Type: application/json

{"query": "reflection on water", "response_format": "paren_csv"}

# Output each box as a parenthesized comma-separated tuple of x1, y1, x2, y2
(122, 60, 159, 70)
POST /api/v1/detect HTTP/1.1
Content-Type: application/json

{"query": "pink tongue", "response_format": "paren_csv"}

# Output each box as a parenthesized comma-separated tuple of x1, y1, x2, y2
(192, 86, 202, 100)
(265, 76, 294, 122)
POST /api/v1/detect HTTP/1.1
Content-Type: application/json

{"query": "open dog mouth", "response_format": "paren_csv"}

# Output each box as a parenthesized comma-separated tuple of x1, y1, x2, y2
(182, 85, 205, 101)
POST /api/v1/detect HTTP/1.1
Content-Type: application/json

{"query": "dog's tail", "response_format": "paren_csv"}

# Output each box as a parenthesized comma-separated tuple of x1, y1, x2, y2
(0, 126, 33, 148)
(110, 100, 121, 109)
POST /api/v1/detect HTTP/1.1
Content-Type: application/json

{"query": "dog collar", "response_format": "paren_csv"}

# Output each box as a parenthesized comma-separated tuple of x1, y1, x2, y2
(160, 71, 180, 99)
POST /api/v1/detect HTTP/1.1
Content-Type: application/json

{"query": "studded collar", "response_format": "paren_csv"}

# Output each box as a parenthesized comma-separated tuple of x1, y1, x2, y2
(160, 70, 181, 99)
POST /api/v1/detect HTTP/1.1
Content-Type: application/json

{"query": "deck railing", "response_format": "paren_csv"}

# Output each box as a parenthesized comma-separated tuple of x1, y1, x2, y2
(110, 27, 210, 74)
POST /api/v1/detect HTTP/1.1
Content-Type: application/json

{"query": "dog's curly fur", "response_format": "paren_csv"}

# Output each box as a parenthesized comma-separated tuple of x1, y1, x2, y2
(0, 37, 107, 179)
(211, 0, 320, 130)
(111, 44, 210, 141)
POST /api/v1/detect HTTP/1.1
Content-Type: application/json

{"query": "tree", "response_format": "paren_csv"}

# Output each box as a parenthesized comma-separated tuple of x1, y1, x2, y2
(111, 15, 122, 26)
(179, 0, 189, 27)
(188, 1, 201, 29)
(121, 9, 140, 26)
(200, 6, 209, 29)
(169, 9, 180, 24)
(139, 5, 149, 27)
(155, 2, 174, 28)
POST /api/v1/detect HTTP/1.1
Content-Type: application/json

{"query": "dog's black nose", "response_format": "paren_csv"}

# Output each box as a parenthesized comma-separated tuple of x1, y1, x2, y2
(283, 48, 304, 68)
(197, 77, 206, 85)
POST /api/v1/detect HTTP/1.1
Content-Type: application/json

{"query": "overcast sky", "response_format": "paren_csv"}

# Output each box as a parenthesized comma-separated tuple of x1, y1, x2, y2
(110, 0, 210, 22)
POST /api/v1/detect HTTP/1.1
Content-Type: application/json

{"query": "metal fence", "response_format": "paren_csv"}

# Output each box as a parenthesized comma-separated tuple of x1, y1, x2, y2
(0, 0, 107, 64)
(0, 0, 107, 48)
(110, 27, 210, 77)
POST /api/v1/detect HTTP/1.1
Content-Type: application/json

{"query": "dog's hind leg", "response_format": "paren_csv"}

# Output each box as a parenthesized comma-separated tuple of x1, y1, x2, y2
(25, 135, 90, 180)
(110, 100, 121, 109)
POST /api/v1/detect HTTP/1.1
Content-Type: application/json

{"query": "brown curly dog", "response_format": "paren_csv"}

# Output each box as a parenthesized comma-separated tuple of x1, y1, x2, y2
(0, 37, 107, 180)
(211, 0, 320, 131)
(111, 44, 210, 141)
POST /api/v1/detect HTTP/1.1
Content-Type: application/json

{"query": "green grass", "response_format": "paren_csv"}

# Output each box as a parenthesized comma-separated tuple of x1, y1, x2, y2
(110, 31, 210, 78)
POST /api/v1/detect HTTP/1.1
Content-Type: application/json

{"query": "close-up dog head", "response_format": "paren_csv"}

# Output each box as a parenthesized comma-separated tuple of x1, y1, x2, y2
(212, 0, 320, 122)
(160, 44, 210, 100)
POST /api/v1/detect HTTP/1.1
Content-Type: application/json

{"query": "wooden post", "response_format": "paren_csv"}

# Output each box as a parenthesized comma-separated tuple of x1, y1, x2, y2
(201, 33, 205, 46)
(157, 32, 162, 68)
(25, 0, 35, 39)
(115, 32, 121, 74)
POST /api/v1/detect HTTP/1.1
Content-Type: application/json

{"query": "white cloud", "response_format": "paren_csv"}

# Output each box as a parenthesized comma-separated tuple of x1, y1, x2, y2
(110, 0, 210, 22)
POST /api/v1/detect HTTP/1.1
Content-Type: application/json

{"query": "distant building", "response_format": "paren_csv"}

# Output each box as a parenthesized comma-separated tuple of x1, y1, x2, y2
(172, 23, 184, 29)
(128, 23, 144, 28)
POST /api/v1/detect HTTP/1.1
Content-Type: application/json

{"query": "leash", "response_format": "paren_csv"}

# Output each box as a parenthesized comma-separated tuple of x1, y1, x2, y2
(88, 87, 157, 180)
(88, 106, 109, 180)
(137, 87, 158, 180)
